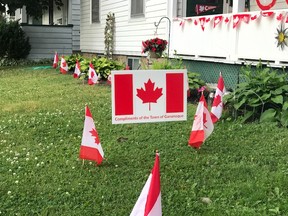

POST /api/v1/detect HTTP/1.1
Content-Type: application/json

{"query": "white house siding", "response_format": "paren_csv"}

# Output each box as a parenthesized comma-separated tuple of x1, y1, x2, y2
(80, 0, 168, 56)
(21, 25, 73, 60)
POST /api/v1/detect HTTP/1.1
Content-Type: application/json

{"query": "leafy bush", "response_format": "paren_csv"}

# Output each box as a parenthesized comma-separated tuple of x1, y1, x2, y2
(0, 57, 51, 67)
(224, 63, 288, 127)
(93, 57, 124, 80)
(150, 57, 184, 70)
(0, 20, 31, 59)
(64, 53, 85, 71)
(64, 55, 125, 81)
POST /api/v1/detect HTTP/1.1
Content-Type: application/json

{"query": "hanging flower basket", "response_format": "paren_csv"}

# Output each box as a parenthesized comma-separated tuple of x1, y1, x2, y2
(142, 37, 167, 58)
(149, 51, 163, 58)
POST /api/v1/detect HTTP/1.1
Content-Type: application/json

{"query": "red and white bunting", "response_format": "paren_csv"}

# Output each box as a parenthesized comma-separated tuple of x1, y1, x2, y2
(251, 14, 258, 21)
(199, 17, 210, 31)
(261, 11, 274, 17)
(233, 14, 251, 29)
(213, 15, 223, 28)
(224, 16, 230, 24)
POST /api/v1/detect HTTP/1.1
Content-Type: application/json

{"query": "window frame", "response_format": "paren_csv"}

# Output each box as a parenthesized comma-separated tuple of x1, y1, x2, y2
(91, 0, 100, 23)
(130, 0, 145, 18)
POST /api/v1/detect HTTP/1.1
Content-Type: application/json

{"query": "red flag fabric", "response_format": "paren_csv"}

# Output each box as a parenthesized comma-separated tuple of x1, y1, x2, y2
(60, 56, 68, 74)
(233, 14, 250, 29)
(210, 72, 225, 123)
(261, 11, 274, 17)
(195, 4, 217, 15)
(73, 60, 81, 78)
(88, 63, 98, 85)
(130, 153, 162, 216)
(79, 106, 104, 165)
(189, 94, 214, 148)
(213, 15, 223, 28)
(53, 52, 59, 68)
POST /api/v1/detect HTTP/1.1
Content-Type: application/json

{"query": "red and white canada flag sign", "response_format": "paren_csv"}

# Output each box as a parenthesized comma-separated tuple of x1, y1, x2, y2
(111, 69, 187, 124)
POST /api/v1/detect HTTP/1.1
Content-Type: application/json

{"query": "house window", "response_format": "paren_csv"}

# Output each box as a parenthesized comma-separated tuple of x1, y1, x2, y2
(128, 57, 140, 70)
(186, 0, 223, 17)
(92, 0, 100, 23)
(131, 0, 144, 17)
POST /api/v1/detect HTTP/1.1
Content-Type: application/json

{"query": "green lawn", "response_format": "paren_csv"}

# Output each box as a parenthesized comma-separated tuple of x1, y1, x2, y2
(1, 67, 288, 215)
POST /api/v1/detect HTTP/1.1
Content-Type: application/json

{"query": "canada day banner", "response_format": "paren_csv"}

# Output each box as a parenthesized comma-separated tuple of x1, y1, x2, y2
(111, 69, 187, 124)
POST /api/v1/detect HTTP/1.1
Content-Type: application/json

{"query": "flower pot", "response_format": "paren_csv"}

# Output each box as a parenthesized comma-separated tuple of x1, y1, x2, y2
(149, 51, 162, 58)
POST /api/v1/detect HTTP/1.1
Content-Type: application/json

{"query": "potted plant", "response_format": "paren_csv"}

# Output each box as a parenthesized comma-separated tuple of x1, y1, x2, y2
(141, 37, 168, 58)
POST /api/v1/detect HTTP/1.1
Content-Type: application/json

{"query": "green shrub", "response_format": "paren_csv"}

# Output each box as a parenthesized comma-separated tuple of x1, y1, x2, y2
(224, 63, 288, 127)
(64, 53, 85, 71)
(0, 20, 31, 59)
(63, 55, 125, 81)
(93, 57, 124, 80)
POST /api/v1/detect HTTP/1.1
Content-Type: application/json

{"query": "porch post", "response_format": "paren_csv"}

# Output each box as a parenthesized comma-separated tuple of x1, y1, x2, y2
(49, 0, 53, 25)
(232, 0, 245, 13)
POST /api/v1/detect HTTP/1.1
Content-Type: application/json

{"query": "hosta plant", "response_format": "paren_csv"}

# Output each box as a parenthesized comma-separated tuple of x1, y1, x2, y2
(224, 63, 288, 127)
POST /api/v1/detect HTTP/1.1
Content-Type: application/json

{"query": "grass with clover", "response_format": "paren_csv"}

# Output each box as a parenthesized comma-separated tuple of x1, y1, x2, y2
(1, 66, 288, 215)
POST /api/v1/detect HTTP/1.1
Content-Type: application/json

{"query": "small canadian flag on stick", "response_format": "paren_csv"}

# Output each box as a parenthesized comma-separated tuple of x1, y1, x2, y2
(73, 60, 81, 78)
(88, 62, 98, 85)
(79, 106, 104, 165)
(53, 52, 59, 68)
(188, 94, 214, 148)
(210, 72, 225, 123)
(130, 152, 162, 216)
(60, 56, 68, 74)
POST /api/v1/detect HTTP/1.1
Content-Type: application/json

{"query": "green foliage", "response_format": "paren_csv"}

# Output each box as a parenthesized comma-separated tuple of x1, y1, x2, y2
(150, 56, 184, 70)
(63, 54, 125, 81)
(93, 57, 124, 80)
(0, 20, 31, 59)
(2, 68, 288, 215)
(0, 57, 51, 67)
(1, 0, 63, 19)
(224, 63, 288, 126)
(187, 72, 206, 90)
(64, 53, 85, 71)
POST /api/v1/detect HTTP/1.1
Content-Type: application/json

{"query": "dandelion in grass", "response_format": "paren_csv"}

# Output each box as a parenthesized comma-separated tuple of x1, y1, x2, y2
(275, 24, 288, 50)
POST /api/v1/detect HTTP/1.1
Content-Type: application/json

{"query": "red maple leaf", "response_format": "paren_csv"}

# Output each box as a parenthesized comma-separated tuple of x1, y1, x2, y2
(203, 112, 208, 129)
(89, 128, 100, 144)
(136, 79, 163, 111)
(213, 95, 222, 107)
(62, 62, 66, 67)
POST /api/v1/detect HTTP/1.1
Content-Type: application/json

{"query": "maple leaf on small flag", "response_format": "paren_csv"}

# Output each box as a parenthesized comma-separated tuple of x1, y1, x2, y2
(62, 62, 66, 67)
(203, 112, 208, 129)
(213, 95, 222, 107)
(89, 128, 100, 144)
(136, 79, 163, 111)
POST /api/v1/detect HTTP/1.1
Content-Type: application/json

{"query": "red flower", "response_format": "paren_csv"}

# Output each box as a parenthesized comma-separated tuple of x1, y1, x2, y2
(141, 37, 168, 53)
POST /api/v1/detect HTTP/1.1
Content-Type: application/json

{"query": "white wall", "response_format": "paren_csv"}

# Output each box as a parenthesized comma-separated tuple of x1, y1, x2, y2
(171, 9, 288, 67)
(80, 0, 168, 56)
